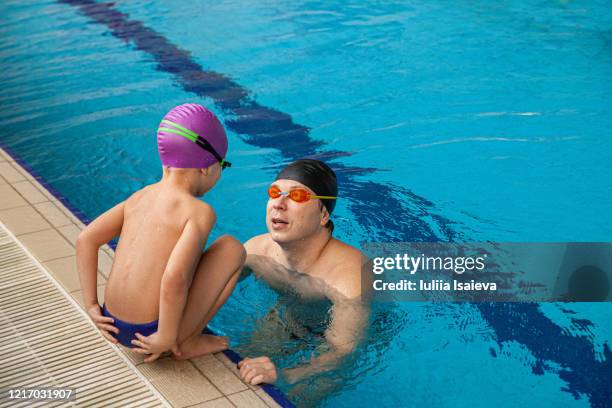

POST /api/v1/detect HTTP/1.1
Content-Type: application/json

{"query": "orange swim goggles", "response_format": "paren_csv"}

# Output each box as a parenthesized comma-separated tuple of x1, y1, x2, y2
(268, 185, 337, 203)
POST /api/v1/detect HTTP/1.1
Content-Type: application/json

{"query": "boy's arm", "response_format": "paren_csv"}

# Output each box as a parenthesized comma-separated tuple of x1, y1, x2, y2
(76, 201, 125, 309)
(156, 207, 215, 346)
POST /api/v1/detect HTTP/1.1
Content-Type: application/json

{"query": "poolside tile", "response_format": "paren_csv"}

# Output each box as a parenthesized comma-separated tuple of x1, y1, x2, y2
(0, 162, 25, 183)
(24, 177, 52, 199)
(56, 224, 115, 278)
(0, 184, 28, 210)
(50, 198, 86, 227)
(0, 205, 51, 236)
(192, 354, 248, 395)
(227, 390, 269, 408)
(101, 244, 114, 255)
(0, 223, 165, 405)
(44, 256, 106, 292)
(0, 175, 6, 184)
(71, 285, 106, 310)
(191, 397, 235, 408)
(103, 247, 115, 261)
(138, 358, 222, 407)
(215, 352, 260, 391)
(57, 223, 82, 246)
(34, 201, 73, 227)
(34, 180, 61, 202)
(255, 389, 281, 407)
(121, 347, 146, 365)
(0, 149, 12, 160)
(97, 249, 114, 278)
(57, 203, 87, 228)
(19, 228, 75, 262)
(12, 162, 35, 181)
(11, 180, 48, 204)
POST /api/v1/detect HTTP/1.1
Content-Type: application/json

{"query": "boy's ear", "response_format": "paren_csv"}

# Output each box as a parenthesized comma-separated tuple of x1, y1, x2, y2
(201, 167, 209, 176)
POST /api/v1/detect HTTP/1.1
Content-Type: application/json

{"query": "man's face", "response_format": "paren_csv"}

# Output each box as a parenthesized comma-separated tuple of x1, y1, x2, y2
(266, 179, 327, 244)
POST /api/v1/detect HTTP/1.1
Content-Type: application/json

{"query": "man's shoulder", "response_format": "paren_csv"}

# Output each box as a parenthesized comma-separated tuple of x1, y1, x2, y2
(324, 239, 367, 299)
(328, 239, 366, 267)
(244, 233, 273, 255)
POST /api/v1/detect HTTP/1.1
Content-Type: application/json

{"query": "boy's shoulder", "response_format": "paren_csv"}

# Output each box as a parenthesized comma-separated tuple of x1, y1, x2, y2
(126, 184, 215, 228)
(191, 199, 215, 218)
(127, 182, 161, 199)
(184, 198, 216, 233)
(124, 184, 155, 208)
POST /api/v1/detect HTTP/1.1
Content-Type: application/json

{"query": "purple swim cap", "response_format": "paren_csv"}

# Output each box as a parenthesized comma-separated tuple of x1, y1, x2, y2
(157, 103, 228, 169)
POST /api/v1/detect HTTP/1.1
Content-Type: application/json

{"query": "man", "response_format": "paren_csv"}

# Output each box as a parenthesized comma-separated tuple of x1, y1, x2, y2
(237, 159, 369, 385)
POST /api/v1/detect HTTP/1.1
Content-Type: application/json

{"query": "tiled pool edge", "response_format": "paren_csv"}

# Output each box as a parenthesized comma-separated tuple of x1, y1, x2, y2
(0, 144, 294, 408)
(221, 348, 295, 408)
(0, 221, 171, 408)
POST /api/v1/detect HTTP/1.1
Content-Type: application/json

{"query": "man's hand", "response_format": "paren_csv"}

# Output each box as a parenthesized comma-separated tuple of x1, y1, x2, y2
(238, 356, 277, 385)
(131, 332, 179, 363)
(87, 304, 119, 344)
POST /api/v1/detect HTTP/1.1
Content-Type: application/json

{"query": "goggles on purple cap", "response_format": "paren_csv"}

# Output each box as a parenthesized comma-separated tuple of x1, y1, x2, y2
(157, 119, 231, 170)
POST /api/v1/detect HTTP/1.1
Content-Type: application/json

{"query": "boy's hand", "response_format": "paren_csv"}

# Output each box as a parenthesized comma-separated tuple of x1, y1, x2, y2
(131, 332, 179, 363)
(87, 304, 119, 344)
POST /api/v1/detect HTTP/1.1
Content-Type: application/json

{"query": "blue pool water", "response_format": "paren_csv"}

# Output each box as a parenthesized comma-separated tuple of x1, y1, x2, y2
(1, 0, 611, 407)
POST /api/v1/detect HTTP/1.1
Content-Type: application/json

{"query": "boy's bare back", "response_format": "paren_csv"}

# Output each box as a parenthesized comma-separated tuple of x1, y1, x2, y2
(78, 103, 243, 360)
(104, 182, 214, 322)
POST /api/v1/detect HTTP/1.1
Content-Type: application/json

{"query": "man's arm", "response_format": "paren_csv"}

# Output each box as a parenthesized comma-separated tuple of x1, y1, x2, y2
(239, 296, 369, 385)
(240, 253, 370, 385)
(280, 251, 370, 383)
(284, 295, 369, 383)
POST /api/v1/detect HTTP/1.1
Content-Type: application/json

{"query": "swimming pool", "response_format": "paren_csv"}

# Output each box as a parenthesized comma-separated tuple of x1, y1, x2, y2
(1, 0, 610, 406)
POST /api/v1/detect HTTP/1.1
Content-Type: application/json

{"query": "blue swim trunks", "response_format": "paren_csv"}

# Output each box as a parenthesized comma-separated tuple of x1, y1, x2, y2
(101, 304, 158, 348)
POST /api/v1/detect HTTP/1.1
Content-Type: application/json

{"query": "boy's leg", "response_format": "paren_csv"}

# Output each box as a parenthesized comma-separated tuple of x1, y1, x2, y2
(174, 235, 245, 359)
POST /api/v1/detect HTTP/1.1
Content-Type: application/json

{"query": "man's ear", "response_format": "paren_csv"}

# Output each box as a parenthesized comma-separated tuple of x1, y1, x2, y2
(320, 205, 330, 226)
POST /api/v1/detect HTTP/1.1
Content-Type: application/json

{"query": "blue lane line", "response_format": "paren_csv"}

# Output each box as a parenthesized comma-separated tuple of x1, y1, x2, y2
(57, 0, 460, 244)
(478, 303, 612, 408)
(0, 142, 296, 408)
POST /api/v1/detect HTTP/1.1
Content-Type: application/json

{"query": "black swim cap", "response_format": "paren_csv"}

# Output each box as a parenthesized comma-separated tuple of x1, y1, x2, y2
(275, 159, 338, 215)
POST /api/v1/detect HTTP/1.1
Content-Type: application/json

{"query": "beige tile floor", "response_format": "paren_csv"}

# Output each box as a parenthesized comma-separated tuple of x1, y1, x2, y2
(0, 148, 281, 408)
(0, 223, 165, 408)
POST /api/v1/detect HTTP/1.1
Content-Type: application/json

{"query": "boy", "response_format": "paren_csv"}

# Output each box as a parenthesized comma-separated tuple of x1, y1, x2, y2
(77, 103, 245, 362)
